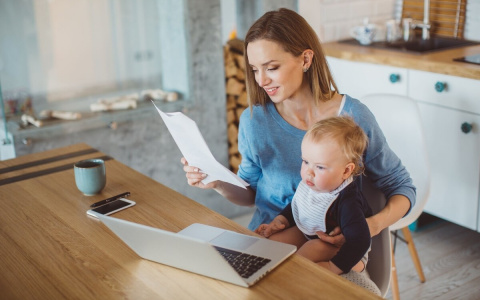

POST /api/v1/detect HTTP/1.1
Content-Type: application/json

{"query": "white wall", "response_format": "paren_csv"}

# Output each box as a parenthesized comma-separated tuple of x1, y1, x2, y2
(299, 0, 399, 42)
(465, 1, 480, 41)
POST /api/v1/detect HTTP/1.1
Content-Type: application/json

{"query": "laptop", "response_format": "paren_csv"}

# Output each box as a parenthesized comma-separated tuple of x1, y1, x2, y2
(95, 213, 297, 287)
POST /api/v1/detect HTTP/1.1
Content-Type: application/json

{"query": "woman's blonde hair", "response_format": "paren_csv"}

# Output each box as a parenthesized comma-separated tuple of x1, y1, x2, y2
(244, 8, 338, 108)
(305, 116, 368, 176)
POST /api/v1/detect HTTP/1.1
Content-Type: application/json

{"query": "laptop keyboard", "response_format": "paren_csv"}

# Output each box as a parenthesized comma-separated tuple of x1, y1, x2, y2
(214, 246, 271, 279)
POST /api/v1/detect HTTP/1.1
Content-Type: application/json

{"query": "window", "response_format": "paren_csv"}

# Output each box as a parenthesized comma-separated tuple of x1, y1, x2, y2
(0, 0, 163, 110)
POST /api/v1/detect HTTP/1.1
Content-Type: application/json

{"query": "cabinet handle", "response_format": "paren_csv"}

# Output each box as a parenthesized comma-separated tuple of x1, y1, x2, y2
(461, 122, 473, 134)
(389, 74, 400, 83)
(435, 81, 447, 92)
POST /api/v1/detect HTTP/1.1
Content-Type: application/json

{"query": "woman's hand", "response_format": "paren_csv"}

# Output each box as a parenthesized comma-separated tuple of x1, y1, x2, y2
(316, 213, 384, 246)
(182, 157, 256, 206)
(181, 157, 217, 189)
(316, 227, 345, 248)
(366, 194, 411, 237)
(255, 216, 289, 238)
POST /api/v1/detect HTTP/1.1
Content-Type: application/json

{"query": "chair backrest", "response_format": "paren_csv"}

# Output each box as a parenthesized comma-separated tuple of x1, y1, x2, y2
(363, 176, 391, 297)
(361, 94, 430, 231)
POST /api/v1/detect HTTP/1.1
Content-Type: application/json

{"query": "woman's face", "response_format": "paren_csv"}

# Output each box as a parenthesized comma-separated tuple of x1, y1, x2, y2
(247, 39, 305, 103)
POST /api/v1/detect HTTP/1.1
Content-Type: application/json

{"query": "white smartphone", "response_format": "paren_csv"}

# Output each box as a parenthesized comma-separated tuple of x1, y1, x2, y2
(86, 198, 136, 218)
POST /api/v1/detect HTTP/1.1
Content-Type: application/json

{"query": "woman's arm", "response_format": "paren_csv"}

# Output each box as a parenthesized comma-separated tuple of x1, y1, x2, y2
(353, 99, 415, 236)
(366, 194, 410, 236)
(317, 195, 410, 247)
(181, 157, 256, 206)
(213, 180, 256, 206)
(318, 194, 411, 246)
(318, 194, 411, 247)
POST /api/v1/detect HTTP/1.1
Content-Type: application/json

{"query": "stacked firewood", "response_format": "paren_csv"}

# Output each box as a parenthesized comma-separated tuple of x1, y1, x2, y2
(224, 38, 248, 173)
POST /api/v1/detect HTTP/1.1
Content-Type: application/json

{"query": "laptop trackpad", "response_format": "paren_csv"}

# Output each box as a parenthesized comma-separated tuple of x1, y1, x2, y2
(210, 231, 258, 251)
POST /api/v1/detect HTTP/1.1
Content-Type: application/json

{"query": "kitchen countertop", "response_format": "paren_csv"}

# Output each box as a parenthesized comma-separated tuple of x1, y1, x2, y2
(322, 40, 480, 80)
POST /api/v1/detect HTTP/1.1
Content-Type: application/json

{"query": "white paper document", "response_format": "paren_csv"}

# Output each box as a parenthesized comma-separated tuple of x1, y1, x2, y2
(153, 103, 248, 189)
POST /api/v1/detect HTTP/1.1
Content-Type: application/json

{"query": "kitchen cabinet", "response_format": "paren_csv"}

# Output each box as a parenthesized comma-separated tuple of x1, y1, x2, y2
(411, 70, 480, 231)
(327, 57, 408, 98)
(327, 56, 480, 232)
(410, 70, 480, 115)
(416, 102, 480, 230)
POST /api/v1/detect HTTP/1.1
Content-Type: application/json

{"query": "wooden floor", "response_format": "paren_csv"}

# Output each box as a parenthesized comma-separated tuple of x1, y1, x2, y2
(232, 213, 480, 300)
(386, 218, 480, 300)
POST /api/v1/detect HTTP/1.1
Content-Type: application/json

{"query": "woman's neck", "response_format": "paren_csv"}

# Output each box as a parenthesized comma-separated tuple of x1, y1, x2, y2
(276, 93, 342, 131)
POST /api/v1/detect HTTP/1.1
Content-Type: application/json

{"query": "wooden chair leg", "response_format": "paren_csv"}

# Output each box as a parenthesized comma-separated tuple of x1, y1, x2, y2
(401, 227, 426, 283)
(391, 244, 401, 300)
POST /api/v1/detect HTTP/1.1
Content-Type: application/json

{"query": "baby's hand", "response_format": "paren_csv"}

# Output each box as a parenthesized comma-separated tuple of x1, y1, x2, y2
(255, 224, 272, 237)
(255, 216, 288, 238)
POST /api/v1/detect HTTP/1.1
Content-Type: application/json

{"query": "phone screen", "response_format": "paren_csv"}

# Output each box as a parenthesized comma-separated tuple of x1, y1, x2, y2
(92, 200, 131, 214)
(87, 199, 135, 218)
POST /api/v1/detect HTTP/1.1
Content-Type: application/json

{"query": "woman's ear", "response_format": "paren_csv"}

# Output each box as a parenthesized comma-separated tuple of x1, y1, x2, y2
(343, 162, 355, 179)
(302, 49, 314, 70)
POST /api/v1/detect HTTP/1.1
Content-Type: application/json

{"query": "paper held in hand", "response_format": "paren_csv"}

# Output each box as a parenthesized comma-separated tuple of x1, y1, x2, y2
(153, 102, 248, 189)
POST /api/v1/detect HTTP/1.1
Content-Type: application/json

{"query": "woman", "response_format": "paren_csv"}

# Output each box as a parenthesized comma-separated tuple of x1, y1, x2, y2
(181, 8, 415, 247)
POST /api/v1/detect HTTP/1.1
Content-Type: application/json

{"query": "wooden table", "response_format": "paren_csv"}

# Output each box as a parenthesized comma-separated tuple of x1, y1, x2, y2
(0, 143, 380, 299)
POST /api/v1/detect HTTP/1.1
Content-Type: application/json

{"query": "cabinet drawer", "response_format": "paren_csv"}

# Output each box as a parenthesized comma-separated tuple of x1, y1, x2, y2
(409, 70, 480, 115)
(418, 102, 480, 231)
(327, 57, 408, 98)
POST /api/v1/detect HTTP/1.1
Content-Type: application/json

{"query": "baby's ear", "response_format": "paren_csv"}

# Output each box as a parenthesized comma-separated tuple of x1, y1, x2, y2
(343, 162, 355, 179)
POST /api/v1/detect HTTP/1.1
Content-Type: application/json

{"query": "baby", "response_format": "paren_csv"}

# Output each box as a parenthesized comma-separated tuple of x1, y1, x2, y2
(256, 116, 372, 275)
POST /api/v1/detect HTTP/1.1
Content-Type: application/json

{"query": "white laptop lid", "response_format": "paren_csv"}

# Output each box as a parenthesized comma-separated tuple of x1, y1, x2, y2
(95, 214, 296, 287)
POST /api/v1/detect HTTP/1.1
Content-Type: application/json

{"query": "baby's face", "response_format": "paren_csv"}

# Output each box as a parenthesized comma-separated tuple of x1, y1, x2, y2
(300, 136, 352, 193)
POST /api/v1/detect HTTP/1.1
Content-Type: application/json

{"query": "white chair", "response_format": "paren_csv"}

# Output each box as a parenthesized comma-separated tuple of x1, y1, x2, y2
(361, 94, 430, 300)
(363, 176, 391, 297)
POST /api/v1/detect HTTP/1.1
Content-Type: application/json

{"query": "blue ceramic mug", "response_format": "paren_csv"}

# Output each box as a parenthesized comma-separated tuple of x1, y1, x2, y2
(74, 159, 106, 196)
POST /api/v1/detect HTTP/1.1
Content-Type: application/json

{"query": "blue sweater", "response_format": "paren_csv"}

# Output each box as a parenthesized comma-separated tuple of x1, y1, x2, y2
(237, 95, 416, 231)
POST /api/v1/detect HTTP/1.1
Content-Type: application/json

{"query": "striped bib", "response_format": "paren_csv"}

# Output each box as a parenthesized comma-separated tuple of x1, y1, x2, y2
(292, 177, 353, 236)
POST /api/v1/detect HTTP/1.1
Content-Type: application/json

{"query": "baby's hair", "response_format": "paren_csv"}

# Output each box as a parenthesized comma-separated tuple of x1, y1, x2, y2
(305, 116, 368, 176)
